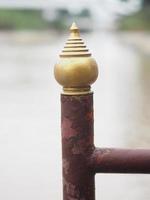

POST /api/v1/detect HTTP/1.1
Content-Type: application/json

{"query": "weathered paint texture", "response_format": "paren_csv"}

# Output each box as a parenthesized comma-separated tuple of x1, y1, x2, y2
(61, 93, 150, 200)
(61, 94, 95, 200)
(90, 148, 150, 174)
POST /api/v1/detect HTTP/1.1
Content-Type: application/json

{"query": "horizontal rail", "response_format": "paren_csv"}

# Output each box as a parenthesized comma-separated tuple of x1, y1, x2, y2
(90, 148, 150, 174)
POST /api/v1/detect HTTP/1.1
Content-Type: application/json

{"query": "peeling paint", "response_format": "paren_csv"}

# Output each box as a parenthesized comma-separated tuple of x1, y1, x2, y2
(60, 83, 150, 200)
(63, 159, 70, 175)
(61, 94, 95, 200)
(64, 178, 80, 198)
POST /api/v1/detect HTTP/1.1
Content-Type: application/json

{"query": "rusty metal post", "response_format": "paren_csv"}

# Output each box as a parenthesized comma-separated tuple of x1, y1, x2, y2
(54, 22, 98, 200)
(90, 148, 150, 174)
(61, 94, 95, 200)
(54, 23, 150, 200)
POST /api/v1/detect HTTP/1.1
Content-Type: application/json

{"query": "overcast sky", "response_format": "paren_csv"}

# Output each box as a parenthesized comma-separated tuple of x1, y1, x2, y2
(0, 0, 141, 11)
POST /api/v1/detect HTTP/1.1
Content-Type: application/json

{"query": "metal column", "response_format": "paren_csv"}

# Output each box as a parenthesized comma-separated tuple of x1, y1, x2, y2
(54, 22, 150, 200)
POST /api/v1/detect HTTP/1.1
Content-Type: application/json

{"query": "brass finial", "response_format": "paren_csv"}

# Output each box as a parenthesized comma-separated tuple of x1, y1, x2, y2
(54, 23, 98, 95)
(69, 22, 80, 39)
(60, 22, 91, 57)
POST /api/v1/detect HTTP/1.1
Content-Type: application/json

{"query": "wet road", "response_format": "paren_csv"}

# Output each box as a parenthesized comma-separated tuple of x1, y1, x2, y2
(0, 31, 150, 200)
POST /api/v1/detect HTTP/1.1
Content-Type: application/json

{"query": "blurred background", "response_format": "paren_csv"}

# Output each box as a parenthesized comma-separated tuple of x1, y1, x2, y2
(0, 0, 150, 200)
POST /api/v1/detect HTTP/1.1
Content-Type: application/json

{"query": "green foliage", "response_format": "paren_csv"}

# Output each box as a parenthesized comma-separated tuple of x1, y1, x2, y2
(0, 8, 92, 31)
(119, 7, 150, 31)
(143, 0, 150, 7)
(56, 8, 70, 18)
(0, 9, 50, 30)
(78, 9, 91, 17)
(50, 20, 67, 30)
(49, 8, 70, 30)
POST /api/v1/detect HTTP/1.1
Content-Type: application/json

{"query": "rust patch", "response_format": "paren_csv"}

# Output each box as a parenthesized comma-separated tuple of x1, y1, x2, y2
(63, 159, 70, 174)
(61, 94, 95, 200)
(62, 118, 77, 139)
(63, 178, 80, 199)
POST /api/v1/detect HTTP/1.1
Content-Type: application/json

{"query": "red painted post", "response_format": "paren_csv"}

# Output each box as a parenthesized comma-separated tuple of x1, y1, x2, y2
(54, 22, 150, 200)
(61, 94, 95, 200)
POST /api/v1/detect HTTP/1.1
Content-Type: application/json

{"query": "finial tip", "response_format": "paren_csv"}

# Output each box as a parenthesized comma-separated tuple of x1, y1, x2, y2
(70, 22, 78, 30)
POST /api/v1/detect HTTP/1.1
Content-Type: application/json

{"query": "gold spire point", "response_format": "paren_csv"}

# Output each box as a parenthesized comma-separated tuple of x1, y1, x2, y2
(70, 22, 78, 30)
(69, 22, 80, 39)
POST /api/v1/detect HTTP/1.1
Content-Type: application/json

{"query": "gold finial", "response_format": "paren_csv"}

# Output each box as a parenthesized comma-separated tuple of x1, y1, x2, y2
(54, 23, 98, 95)
(69, 22, 80, 39)
(60, 22, 91, 57)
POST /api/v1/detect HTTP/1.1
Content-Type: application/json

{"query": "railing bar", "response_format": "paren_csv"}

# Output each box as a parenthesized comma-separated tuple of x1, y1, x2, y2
(90, 148, 150, 174)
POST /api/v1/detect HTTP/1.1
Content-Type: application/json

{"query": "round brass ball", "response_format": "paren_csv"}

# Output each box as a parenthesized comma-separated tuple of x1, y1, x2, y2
(54, 56, 98, 94)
